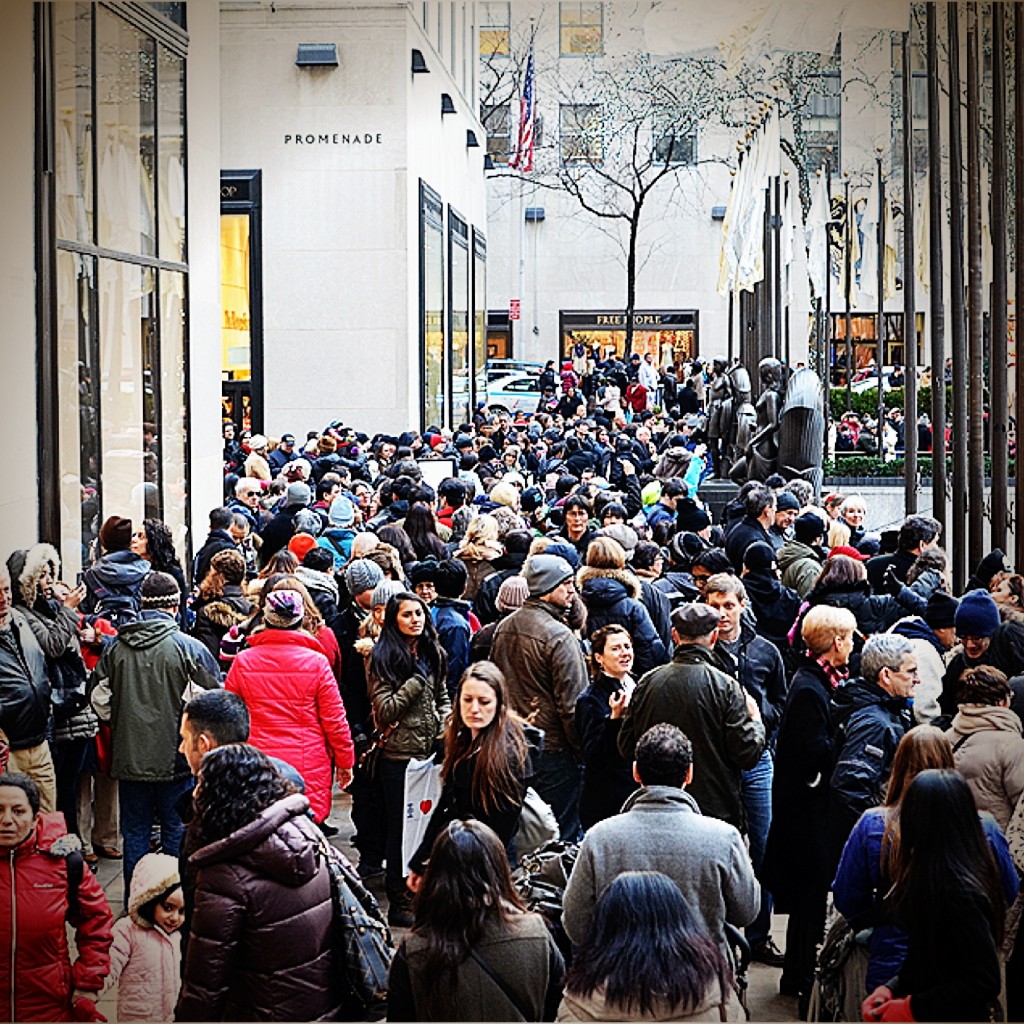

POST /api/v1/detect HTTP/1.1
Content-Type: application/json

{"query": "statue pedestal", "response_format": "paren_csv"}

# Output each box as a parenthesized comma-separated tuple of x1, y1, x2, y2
(698, 479, 740, 527)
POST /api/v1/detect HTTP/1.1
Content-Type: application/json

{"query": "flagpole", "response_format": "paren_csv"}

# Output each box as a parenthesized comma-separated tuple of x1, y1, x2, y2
(902, 29, 919, 516)
(844, 176, 853, 414)
(825, 154, 834, 397)
(876, 153, 885, 457)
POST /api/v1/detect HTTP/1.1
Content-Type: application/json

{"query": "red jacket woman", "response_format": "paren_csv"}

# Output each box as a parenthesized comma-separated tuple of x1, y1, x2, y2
(0, 775, 113, 1022)
(225, 589, 354, 823)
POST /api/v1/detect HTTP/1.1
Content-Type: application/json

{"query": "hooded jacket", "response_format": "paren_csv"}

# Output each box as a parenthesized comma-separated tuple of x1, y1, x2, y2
(102, 852, 181, 1021)
(889, 616, 948, 725)
(431, 597, 472, 696)
(190, 585, 252, 664)
(724, 516, 772, 574)
(92, 611, 221, 782)
(829, 677, 912, 851)
(617, 646, 766, 831)
(177, 794, 345, 1022)
(0, 812, 114, 1022)
(225, 629, 354, 822)
(81, 549, 149, 625)
(0, 609, 52, 749)
(777, 539, 824, 597)
(740, 569, 802, 653)
(577, 567, 668, 679)
(946, 705, 1024, 829)
(491, 598, 590, 756)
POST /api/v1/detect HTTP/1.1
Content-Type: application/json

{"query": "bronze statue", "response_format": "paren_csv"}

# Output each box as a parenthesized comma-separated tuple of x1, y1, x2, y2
(707, 359, 734, 477)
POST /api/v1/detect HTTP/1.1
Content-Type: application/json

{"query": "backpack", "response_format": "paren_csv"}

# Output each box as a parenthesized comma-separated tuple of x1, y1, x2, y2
(511, 839, 579, 962)
(807, 914, 870, 1022)
(92, 590, 140, 632)
(317, 837, 393, 1020)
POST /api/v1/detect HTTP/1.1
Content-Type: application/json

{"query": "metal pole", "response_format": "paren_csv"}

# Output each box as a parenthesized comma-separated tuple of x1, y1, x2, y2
(902, 30, 918, 516)
(825, 158, 834, 397)
(949, 1, 968, 593)
(876, 155, 886, 460)
(966, 3, 985, 572)
(1016, 3, 1024, 571)
(762, 184, 773, 370)
(991, 2, 1009, 551)
(844, 177, 854, 414)
(728, 290, 735, 365)
(774, 174, 783, 363)
(784, 177, 792, 372)
(927, 3, 948, 545)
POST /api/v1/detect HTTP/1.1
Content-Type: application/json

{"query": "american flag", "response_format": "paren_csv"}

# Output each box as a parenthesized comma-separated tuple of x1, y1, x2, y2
(509, 45, 535, 172)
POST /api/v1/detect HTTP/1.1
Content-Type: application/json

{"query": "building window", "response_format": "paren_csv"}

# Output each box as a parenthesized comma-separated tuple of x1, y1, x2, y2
(654, 123, 697, 166)
(473, 230, 487, 407)
(800, 68, 841, 172)
(560, 103, 604, 165)
(45, 1, 191, 577)
(420, 182, 446, 431)
(449, 209, 471, 427)
(481, 102, 511, 164)
(479, 1, 510, 57)
(560, 2, 602, 55)
(890, 37, 928, 180)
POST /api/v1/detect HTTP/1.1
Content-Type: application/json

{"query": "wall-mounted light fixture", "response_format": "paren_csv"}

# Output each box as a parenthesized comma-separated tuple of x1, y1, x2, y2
(466, 130, 480, 148)
(295, 43, 338, 67)
(711, 205, 727, 220)
(441, 93, 456, 115)
(411, 49, 429, 73)
(525, 207, 546, 222)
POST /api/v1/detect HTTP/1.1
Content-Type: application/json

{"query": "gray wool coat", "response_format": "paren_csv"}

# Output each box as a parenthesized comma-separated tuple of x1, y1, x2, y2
(561, 786, 759, 964)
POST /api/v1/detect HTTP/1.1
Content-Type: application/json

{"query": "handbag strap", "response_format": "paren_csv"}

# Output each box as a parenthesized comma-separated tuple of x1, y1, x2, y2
(468, 948, 533, 1021)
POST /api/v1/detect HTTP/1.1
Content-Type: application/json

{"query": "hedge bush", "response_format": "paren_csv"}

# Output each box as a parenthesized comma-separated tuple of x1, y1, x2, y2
(829, 385, 954, 421)
(824, 454, 1011, 479)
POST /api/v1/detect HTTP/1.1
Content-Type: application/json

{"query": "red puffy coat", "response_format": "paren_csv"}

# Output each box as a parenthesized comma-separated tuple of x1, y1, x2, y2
(225, 628, 355, 821)
(0, 813, 113, 1022)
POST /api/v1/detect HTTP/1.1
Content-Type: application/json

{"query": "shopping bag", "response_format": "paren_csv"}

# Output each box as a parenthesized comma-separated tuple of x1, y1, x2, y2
(401, 754, 443, 875)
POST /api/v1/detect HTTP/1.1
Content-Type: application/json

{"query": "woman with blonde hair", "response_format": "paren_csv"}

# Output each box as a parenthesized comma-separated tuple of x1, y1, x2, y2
(455, 514, 504, 601)
(833, 727, 1018, 998)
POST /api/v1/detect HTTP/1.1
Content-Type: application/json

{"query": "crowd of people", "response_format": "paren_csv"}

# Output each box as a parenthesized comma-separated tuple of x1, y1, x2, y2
(3, 359, 1024, 1022)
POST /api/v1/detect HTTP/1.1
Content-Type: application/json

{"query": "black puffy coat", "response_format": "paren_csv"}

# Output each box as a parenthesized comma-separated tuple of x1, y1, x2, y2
(577, 568, 668, 679)
(715, 621, 788, 745)
(742, 569, 802, 652)
(0, 610, 52, 749)
(806, 570, 941, 639)
(178, 794, 346, 1021)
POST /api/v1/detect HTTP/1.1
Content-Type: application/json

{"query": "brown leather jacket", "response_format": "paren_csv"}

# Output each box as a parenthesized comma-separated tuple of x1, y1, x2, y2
(490, 598, 589, 756)
(177, 793, 347, 1021)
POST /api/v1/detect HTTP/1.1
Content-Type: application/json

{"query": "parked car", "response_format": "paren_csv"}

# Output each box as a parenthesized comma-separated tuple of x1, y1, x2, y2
(486, 359, 542, 383)
(486, 373, 542, 414)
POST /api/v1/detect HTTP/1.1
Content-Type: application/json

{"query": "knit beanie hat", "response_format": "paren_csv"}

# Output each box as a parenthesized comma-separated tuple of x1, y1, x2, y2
(288, 533, 318, 561)
(264, 589, 305, 629)
(775, 491, 801, 512)
(923, 591, 959, 631)
(496, 574, 530, 612)
(676, 498, 711, 533)
(954, 589, 1001, 638)
(140, 571, 180, 609)
(370, 579, 406, 609)
(407, 559, 440, 586)
(743, 541, 776, 573)
(794, 511, 827, 544)
(99, 515, 133, 553)
(523, 554, 574, 597)
(345, 558, 385, 597)
(329, 497, 356, 528)
(599, 523, 639, 557)
(544, 542, 581, 570)
(286, 481, 312, 507)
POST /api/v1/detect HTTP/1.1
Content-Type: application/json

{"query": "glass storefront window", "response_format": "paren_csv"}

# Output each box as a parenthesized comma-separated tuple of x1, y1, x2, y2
(158, 46, 186, 262)
(54, 3, 93, 245)
(221, 213, 252, 380)
(161, 272, 189, 553)
(473, 231, 487, 415)
(561, 312, 699, 367)
(450, 210, 470, 427)
(421, 183, 445, 430)
(96, 8, 156, 257)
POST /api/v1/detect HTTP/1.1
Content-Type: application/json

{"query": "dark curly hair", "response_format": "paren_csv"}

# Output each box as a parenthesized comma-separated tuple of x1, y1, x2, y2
(143, 519, 183, 574)
(193, 744, 297, 847)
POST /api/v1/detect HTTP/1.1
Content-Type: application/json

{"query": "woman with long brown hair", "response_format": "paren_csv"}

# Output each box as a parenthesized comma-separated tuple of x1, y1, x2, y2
(406, 662, 530, 885)
(387, 819, 564, 1021)
(832, 727, 1018, 999)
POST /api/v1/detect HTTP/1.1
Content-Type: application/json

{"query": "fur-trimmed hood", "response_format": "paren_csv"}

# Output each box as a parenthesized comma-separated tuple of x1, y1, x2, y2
(199, 597, 252, 630)
(576, 565, 641, 600)
(126, 851, 180, 928)
(6, 543, 61, 608)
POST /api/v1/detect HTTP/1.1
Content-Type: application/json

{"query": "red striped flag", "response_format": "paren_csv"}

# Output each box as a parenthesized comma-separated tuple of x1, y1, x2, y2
(509, 45, 535, 172)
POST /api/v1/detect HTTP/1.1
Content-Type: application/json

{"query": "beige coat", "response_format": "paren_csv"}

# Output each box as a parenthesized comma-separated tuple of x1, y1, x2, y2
(947, 704, 1024, 830)
(557, 984, 743, 1022)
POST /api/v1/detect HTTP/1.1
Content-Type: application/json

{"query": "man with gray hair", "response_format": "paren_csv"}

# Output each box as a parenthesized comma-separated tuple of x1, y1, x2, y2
(829, 633, 917, 863)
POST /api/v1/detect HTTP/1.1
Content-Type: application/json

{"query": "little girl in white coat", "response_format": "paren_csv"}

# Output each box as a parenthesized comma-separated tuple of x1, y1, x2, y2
(101, 852, 183, 1021)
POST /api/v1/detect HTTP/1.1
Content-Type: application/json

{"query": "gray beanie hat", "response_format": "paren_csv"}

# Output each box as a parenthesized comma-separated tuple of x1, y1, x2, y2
(345, 558, 385, 597)
(370, 579, 406, 609)
(286, 481, 312, 507)
(522, 554, 575, 598)
(496, 574, 530, 612)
